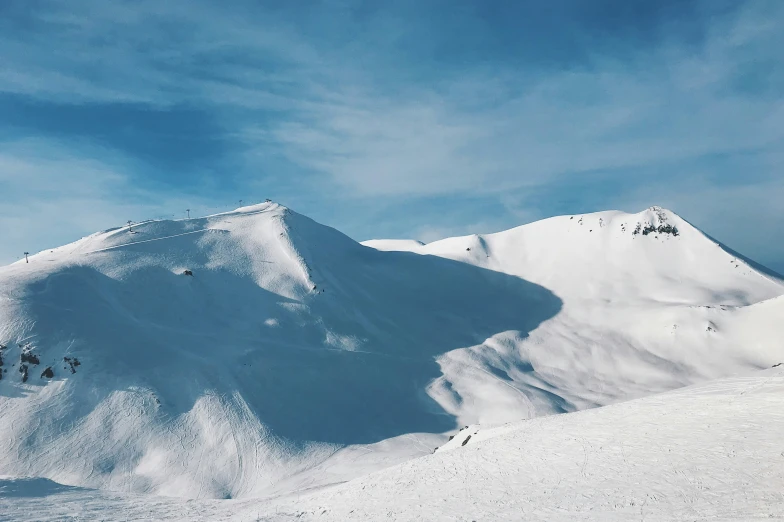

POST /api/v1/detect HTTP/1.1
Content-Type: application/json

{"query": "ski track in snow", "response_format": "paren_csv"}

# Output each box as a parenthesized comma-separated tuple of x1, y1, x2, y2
(83, 228, 215, 255)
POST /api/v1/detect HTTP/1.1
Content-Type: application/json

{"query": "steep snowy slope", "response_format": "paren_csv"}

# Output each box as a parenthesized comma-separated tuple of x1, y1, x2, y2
(2, 367, 782, 521)
(366, 206, 782, 303)
(0, 203, 781, 501)
(365, 207, 784, 427)
(0, 202, 560, 498)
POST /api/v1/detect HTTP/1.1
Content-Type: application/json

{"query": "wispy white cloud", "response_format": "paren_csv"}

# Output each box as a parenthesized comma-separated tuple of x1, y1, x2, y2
(256, 1, 784, 198)
(3, 1, 781, 199)
(0, 0, 782, 266)
(0, 138, 223, 265)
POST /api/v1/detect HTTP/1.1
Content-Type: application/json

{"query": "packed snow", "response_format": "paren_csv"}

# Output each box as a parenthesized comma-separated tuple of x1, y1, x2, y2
(1, 368, 782, 521)
(0, 202, 782, 520)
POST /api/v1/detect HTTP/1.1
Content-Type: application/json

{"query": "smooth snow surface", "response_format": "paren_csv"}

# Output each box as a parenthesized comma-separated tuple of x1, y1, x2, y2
(0, 203, 783, 511)
(2, 368, 783, 521)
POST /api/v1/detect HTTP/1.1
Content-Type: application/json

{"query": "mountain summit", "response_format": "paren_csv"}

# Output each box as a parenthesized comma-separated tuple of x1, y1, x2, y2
(0, 202, 782, 498)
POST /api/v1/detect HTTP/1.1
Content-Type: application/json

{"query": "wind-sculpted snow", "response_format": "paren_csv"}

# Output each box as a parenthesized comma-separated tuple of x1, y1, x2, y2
(0, 202, 782, 502)
(2, 368, 782, 521)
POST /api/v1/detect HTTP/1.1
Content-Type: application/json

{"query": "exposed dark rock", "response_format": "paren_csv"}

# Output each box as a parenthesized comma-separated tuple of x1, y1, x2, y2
(20, 352, 40, 365)
(41, 367, 54, 379)
(635, 223, 679, 237)
(183, 269, 193, 276)
(19, 364, 28, 382)
(461, 435, 472, 446)
(63, 357, 81, 374)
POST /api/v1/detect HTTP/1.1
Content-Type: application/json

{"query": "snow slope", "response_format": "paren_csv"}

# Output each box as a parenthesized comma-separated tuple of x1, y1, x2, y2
(365, 207, 784, 426)
(0, 203, 782, 502)
(0, 202, 560, 498)
(2, 367, 782, 521)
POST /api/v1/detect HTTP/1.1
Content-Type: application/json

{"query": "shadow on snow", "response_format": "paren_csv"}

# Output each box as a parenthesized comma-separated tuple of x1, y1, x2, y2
(6, 243, 562, 446)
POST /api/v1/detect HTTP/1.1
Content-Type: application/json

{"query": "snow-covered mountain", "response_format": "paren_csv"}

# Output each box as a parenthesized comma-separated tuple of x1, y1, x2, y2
(0, 202, 782, 501)
(365, 206, 783, 422)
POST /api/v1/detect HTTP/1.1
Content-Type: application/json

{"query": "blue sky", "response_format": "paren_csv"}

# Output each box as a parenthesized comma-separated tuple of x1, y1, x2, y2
(1, 0, 783, 272)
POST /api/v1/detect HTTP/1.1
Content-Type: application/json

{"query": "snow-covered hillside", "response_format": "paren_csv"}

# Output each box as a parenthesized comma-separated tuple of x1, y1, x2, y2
(0, 202, 782, 502)
(366, 207, 783, 424)
(2, 367, 782, 521)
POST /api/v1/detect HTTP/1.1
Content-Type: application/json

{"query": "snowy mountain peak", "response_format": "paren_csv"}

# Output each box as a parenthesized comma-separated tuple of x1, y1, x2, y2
(365, 206, 781, 303)
(629, 206, 682, 236)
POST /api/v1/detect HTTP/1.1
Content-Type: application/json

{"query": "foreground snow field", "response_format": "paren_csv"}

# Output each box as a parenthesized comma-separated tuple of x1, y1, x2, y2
(0, 201, 782, 519)
(1, 368, 782, 521)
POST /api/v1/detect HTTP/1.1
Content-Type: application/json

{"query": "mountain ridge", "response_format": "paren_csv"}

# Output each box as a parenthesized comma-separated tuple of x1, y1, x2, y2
(0, 201, 782, 499)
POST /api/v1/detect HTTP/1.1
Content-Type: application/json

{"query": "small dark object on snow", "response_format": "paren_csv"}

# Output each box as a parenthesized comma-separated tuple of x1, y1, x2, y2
(63, 357, 81, 374)
(41, 367, 54, 379)
(20, 352, 40, 365)
(448, 435, 454, 441)
(183, 269, 193, 276)
(773, 362, 782, 368)
(19, 364, 28, 382)
(637, 223, 679, 237)
(461, 435, 472, 446)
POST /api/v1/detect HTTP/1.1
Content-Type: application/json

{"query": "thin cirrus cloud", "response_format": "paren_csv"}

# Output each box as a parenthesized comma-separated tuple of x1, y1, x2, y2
(0, 138, 229, 265)
(0, 0, 782, 269)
